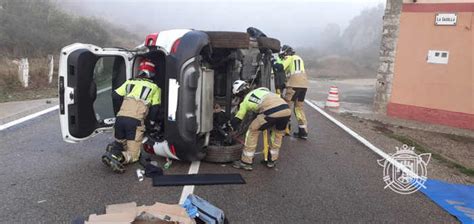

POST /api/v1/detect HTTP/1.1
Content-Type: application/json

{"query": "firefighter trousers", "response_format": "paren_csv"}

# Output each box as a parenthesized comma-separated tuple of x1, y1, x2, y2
(284, 87, 308, 133)
(241, 107, 291, 164)
(114, 116, 145, 164)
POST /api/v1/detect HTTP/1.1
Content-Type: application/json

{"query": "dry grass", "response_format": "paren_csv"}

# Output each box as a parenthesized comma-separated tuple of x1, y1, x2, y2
(0, 57, 58, 102)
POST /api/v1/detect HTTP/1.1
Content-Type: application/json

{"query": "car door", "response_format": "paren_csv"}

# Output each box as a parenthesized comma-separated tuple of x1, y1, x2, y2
(58, 43, 134, 143)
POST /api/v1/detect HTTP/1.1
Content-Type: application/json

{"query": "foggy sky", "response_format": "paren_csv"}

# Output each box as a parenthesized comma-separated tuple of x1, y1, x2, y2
(59, 0, 385, 47)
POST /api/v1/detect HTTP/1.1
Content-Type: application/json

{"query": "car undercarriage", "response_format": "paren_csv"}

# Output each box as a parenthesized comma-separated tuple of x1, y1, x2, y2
(58, 27, 281, 162)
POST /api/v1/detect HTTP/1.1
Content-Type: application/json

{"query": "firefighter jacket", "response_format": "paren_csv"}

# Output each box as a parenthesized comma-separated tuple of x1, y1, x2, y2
(113, 78, 161, 121)
(282, 55, 308, 88)
(235, 87, 288, 120)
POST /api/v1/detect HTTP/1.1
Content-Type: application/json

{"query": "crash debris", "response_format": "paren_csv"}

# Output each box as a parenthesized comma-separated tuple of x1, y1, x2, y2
(83, 194, 226, 224)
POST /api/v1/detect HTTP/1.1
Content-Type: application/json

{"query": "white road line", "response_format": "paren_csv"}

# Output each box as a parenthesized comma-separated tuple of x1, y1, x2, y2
(97, 86, 112, 94)
(0, 87, 111, 131)
(0, 105, 59, 131)
(178, 161, 201, 204)
(304, 99, 422, 181)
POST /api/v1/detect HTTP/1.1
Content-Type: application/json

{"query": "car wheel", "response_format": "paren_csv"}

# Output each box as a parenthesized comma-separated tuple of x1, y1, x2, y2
(204, 143, 244, 163)
(177, 146, 207, 162)
(205, 31, 250, 49)
(257, 37, 281, 53)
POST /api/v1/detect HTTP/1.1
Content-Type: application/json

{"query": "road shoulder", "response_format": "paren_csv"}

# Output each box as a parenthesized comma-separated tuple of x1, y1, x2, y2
(0, 98, 58, 125)
(329, 109, 474, 185)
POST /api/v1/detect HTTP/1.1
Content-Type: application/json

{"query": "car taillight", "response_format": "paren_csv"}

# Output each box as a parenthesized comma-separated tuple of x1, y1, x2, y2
(170, 38, 181, 54)
(143, 143, 154, 154)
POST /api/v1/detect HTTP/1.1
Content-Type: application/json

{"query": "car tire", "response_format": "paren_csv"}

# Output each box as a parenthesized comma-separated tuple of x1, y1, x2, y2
(205, 31, 250, 49)
(257, 37, 281, 53)
(204, 143, 244, 163)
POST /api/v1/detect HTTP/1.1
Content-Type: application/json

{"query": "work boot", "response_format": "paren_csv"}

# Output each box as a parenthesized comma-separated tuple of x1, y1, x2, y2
(101, 150, 125, 173)
(266, 161, 276, 168)
(232, 160, 253, 171)
(106, 141, 124, 152)
(293, 128, 308, 140)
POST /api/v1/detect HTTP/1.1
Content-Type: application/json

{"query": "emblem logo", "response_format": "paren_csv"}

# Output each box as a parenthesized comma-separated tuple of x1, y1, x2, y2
(377, 144, 431, 194)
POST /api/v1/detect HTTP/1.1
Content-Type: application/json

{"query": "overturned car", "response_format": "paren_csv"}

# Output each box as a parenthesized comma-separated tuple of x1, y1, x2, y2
(58, 28, 281, 162)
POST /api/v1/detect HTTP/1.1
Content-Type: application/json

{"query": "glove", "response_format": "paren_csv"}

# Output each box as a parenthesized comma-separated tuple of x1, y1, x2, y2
(230, 117, 242, 131)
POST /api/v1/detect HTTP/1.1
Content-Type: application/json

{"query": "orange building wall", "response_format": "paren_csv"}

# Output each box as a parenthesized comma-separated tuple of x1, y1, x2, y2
(388, 2, 474, 129)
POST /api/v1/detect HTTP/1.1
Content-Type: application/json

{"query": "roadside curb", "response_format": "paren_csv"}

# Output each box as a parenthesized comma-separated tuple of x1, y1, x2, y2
(347, 112, 474, 139)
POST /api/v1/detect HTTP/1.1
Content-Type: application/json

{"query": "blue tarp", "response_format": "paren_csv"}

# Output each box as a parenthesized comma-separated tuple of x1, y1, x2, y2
(420, 179, 474, 224)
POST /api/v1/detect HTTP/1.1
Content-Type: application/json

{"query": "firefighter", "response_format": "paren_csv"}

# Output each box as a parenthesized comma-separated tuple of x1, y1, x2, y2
(230, 80, 291, 170)
(102, 59, 161, 173)
(280, 45, 309, 139)
(271, 54, 286, 95)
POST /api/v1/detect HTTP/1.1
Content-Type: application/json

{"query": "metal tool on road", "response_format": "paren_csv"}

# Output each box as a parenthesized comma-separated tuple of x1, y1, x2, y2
(263, 129, 269, 161)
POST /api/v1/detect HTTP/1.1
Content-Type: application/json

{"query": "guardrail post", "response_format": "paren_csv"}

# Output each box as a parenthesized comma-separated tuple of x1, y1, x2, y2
(18, 58, 29, 88)
(48, 55, 54, 84)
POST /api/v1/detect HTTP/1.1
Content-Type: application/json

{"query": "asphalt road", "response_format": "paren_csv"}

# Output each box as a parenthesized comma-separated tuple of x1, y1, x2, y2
(0, 84, 456, 223)
(308, 78, 376, 114)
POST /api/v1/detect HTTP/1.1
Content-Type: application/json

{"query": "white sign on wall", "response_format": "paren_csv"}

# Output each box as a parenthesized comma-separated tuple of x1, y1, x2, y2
(427, 50, 449, 64)
(435, 13, 457, 26)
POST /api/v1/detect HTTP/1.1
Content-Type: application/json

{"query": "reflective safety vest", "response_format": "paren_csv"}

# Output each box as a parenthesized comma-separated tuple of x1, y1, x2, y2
(282, 55, 308, 88)
(235, 87, 287, 120)
(115, 78, 161, 120)
(115, 78, 161, 106)
(274, 55, 283, 65)
(282, 55, 305, 75)
(235, 88, 270, 120)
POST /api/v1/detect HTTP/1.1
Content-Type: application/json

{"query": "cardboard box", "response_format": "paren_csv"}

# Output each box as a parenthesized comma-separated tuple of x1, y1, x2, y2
(85, 201, 194, 224)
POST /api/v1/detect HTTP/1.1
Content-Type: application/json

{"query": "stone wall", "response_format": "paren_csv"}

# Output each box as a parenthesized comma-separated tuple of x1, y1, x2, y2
(373, 0, 403, 113)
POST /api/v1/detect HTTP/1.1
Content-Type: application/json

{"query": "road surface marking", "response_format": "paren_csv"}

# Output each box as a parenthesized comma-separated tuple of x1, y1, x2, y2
(97, 86, 112, 94)
(0, 106, 59, 131)
(0, 87, 111, 131)
(179, 161, 201, 204)
(305, 99, 421, 180)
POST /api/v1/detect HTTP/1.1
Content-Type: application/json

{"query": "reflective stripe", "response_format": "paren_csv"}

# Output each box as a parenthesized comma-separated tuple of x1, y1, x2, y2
(294, 59, 301, 72)
(299, 125, 307, 128)
(245, 144, 258, 149)
(140, 87, 152, 101)
(243, 151, 255, 157)
(126, 84, 135, 94)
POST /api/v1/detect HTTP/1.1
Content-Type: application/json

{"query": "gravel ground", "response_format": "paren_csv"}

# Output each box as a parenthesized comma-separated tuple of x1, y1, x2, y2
(330, 111, 474, 185)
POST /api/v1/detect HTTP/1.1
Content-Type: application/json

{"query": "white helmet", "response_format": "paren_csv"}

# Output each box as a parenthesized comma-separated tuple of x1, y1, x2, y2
(232, 80, 249, 95)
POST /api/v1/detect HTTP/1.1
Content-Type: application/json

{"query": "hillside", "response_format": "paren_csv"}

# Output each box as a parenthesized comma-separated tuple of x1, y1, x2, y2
(0, 0, 139, 57)
(300, 4, 384, 79)
(0, 0, 140, 102)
